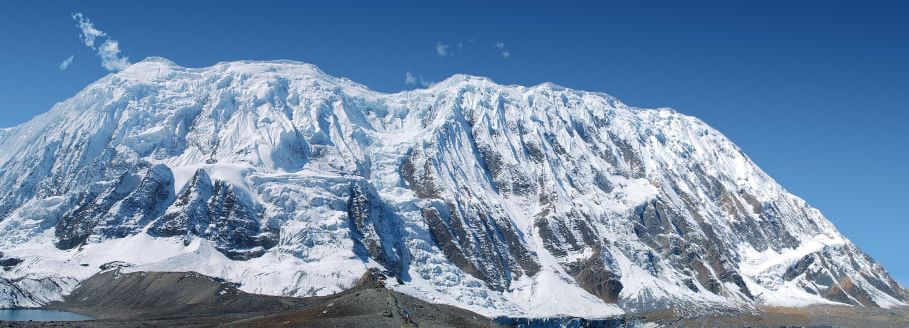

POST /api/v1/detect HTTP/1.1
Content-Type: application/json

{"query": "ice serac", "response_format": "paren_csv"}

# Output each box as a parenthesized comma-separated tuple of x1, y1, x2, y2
(0, 57, 904, 317)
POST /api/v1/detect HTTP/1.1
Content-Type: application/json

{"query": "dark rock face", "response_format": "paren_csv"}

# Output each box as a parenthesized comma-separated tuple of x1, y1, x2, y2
(148, 169, 276, 260)
(0, 252, 22, 271)
(785, 245, 907, 307)
(401, 113, 543, 291)
(629, 198, 759, 303)
(55, 164, 175, 250)
(187, 177, 276, 260)
(783, 255, 816, 281)
(401, 149, 442, 199)
(55, 164, 277, 260)
(346, 182, 406, 274)
(0, 257, 22, 268)
(567, 248, 623, 303)
(533, 208, 601, 283)
(149, 169, 216, 239)
(422, 207, 484, 281)
(421, 201, 539, 291)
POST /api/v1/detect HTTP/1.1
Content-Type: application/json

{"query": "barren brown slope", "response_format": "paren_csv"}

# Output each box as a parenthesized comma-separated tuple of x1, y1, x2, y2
(2, 269, 503, 328)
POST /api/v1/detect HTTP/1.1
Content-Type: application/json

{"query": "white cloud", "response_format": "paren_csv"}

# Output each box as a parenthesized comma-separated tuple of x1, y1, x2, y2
(495, 41, 510, 58)
(404, 71, 433, 88)
(435, 41, 451, 57)
(72, 13, 104, 48)
(72, 13, 131, 71)
(98, 40, 130, 71)
(59, 55, 74, 71)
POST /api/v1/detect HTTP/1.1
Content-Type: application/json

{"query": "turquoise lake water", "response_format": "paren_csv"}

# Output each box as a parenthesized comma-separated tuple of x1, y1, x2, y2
(0, 309, 93, 321)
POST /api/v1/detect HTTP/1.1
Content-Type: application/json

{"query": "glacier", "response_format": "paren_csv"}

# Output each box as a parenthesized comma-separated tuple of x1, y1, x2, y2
(0, 57, 904, 318)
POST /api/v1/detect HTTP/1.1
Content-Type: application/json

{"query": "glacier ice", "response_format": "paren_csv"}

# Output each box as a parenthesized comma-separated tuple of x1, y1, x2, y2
(0, 57, 904, 318)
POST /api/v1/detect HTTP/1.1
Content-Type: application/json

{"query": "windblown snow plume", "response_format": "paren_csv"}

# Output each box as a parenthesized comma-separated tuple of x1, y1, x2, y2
(0, 58, 904, 318)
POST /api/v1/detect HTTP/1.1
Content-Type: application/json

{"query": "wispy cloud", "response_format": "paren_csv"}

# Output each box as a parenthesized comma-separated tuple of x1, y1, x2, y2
(495, 41, 510, 58)
(72, 13, 130, 71)
(404, 71, 433, 88)
(97, 39, 129, 71)
(59, 55, 74, 71)
(435, 41, 451, 57)
(73, 13, 104, 48)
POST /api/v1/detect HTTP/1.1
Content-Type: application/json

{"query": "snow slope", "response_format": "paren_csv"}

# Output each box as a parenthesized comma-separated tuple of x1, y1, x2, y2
(0, 58, 904, 318)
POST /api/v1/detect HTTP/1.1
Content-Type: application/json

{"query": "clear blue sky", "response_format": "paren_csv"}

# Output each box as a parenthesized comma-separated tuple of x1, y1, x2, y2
(1, 1, 906, 285)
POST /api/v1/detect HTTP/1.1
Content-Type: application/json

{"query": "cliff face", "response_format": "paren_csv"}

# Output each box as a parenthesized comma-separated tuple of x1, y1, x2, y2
(0, 58, 903, 317)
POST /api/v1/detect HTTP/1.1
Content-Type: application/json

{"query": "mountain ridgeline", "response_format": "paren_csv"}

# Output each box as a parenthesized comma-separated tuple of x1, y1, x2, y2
(0, 58, 904, 318)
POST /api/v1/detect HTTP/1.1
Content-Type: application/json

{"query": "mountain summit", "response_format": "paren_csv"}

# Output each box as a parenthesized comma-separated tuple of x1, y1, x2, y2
(0, 58, 904, 318)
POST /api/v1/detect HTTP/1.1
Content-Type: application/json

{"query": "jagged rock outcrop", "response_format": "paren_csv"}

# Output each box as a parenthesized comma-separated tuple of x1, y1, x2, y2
(56, 163, 175, 249)
(346, 182, 406, 274)
(149, 169, 277, 260)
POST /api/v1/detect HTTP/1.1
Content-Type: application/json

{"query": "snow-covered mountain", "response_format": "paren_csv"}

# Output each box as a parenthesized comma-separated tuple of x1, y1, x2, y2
(0, 58, 904, 317)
